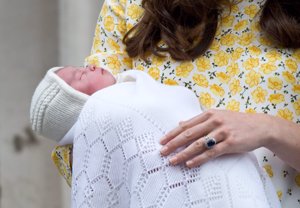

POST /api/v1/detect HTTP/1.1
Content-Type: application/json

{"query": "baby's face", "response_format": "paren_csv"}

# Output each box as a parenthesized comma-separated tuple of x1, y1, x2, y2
(56, 65, 116, 95)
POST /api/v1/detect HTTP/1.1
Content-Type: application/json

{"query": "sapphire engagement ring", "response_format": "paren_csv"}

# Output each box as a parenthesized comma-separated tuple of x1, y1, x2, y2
(204, 136, 217, 149)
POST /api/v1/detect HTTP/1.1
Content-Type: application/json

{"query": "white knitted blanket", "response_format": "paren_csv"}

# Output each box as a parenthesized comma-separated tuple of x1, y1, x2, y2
(71, 70, 281, 208)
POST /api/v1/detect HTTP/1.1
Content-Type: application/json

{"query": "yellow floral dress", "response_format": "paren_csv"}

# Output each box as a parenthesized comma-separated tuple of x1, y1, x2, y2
(52, 0, 300, 206)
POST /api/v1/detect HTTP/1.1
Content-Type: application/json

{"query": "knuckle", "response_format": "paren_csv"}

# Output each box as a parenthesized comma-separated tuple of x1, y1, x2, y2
(179, 121, 189, 130)
(219, 127, 230, 138)
(183, 130, 193, 139)
(194, 140, 203, 149)
(212, 117, 223, 126)
(179, 152, 189, 161)
(205, 109, 214, 117)
(225, 138, 235, 146)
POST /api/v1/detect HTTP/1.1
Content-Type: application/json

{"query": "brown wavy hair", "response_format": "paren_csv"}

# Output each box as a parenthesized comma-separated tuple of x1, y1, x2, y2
(123, 0, 300, 61)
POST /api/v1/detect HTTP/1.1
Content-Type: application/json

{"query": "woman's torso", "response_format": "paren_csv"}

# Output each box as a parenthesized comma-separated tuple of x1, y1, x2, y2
(86, 0, 300, 206)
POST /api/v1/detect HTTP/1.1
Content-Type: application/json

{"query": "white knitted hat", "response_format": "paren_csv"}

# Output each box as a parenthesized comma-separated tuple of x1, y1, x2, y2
(30, 67, 89, 142)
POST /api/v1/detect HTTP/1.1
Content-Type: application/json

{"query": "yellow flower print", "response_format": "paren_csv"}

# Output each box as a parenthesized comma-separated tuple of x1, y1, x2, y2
(176, 62, 194, 78)
(210, 84, 225, 97)
(210, 40, 220, 51)
(127, 23, 134, 31)
(292, 85, 300, 94)
(245, 70, 261, 88)
(277, 109, 293, 121)
(266, 50, 282, 62)
(193, 74, 209, 88)
(239, 32, 254, 46)
(260, 63, 277, 74)
(95, 24, 101, 37)
(268, 77, 283, 90)
(293, 100, 300, 116)
(200, 93, 216, 109)
(100, 2, 108, 16)
(107, 38, 120, 52)
(221, 15, 234, 27)
(226, 63, 240, 76)
(86, 56, 100, 67)
(242, 57, 259, 70)
(245, 108, 257, 114)
(248, 46, 261, 56)
(107, 55, 121, 73)
(269, 94, 285, 104)
(164, 79, 178, 86)
(231, 5, 239, 13)
(285, 59, 298, 73)
(282, 71, 296, 84)
(244, 4, 259, 18)
(123, 57, 133, 69)
(220, 34, 237, 47)
(112, 5, 125, 18)
(226, 100, 240, 112)
(195, 57, 211, 71)
(292, 49, 300, 62)
(216, 72, 230, 84)
(136, 65, 144, 71)
(127, 4, 144, 20)
(152, 55, 165, 67)
(232, 47, 244, 61)
(92, 37, 102, 51)
(230, 79, 242, 95)
(251, 22, 260, 33)
(252, 86, 267, 103)
(259, 36, 273, 47)
(148, 67, 160, 80)
(295, 174, 300, 187)
(104, 16, 115, 32)
(214, 51, 229, 67)
(234, 20, 248, 31)
(117, 19, 126, 35)
(277, 191, 283, 201)
(263, 164, 274, 178)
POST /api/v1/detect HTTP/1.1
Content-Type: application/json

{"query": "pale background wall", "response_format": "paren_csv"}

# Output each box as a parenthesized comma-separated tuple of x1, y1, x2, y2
(0, 0, 103, 207)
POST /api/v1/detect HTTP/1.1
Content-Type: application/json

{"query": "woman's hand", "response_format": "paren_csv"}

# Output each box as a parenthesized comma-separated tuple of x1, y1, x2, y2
(160, 109, 275, 168)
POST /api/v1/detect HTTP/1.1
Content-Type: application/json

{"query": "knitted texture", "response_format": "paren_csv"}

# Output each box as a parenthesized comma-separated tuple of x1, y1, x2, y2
(30, 67, 88, 142)
(71, 71, 280, 208)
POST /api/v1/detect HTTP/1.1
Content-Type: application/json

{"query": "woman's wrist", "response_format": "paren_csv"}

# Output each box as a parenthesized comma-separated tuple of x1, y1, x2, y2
(259, 113, 281, 149)
(262, 114, 299, 153)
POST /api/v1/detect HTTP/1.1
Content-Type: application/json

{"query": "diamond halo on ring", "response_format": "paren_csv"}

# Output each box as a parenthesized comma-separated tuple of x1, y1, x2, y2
(204, 136, 217, 149)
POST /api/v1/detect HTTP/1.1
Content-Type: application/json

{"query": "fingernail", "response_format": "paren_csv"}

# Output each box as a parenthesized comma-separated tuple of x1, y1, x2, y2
(160, 146, 169, 155)
(169, 156, 178, 165)
(186, 160, 193, 167)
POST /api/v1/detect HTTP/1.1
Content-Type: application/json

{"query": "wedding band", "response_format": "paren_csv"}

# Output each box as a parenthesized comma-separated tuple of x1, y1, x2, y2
(204, 136, 217, 149)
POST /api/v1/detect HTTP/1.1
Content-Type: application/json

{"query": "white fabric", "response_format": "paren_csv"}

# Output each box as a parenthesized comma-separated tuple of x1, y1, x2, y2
(59, 71, 132, 145)
(30, 67, 89, 142)
(71, 70, 281, 208)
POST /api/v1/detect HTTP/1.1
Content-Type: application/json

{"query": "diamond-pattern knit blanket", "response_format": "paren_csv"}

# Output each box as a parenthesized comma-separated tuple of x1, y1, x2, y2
(71, 70, 280, 208)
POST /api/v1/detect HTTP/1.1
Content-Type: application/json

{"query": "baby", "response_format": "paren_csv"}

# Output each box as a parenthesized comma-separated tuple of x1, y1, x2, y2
(30, 65, 116, 143)
(30, 66, 280, 208)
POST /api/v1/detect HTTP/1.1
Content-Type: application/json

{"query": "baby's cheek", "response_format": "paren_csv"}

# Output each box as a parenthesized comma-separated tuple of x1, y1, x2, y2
(71, 81, 91, 95)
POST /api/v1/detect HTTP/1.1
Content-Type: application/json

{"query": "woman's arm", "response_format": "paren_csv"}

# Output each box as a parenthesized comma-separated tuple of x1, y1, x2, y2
(159, 109, 300, 171)
(267, 115, 300, 171)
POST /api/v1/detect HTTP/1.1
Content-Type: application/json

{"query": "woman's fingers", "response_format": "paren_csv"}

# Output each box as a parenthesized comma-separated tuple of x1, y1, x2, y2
(168, 132, 224, 165)
(160, 120, 215, 156)
(160, 111, 212, 145)
(185, 141, 229, 168)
